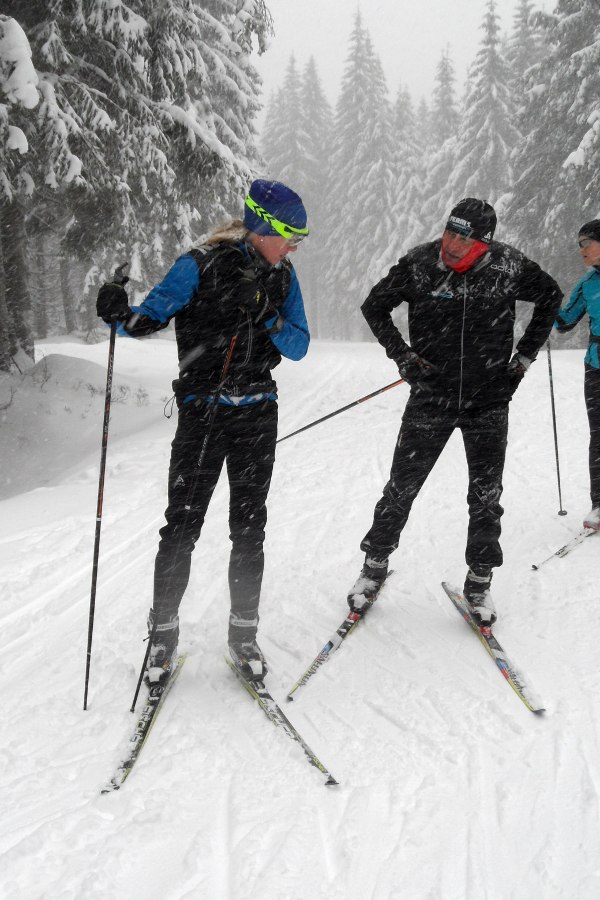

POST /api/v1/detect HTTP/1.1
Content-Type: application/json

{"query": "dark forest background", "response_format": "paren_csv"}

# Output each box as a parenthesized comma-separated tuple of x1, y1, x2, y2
(0, 0, 598, 370)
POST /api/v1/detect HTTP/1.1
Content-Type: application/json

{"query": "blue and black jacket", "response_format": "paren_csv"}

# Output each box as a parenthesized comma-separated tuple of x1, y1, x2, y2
(120, 239, 309, 403)
(554, 267, 600, 369)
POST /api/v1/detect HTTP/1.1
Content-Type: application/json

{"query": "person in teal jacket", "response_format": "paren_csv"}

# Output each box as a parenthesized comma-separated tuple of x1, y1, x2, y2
(555, 219, 600, 530)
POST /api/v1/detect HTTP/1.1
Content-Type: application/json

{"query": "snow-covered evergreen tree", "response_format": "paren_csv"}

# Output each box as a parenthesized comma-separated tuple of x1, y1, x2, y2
(0, 15, 37, 201)
(389, 85, 424, 256)
(260, 55, 304, 184)
(1, 0, 270, 335)
(4, 0, 173, 335)
(506, 0, 546, 88)
(503, 0, 546, 238)
(420, 0, 518, 241)
(414, 48, 463, 241)
(443, 0, 518, 209)
(143, 0, 271, 245)
(0, 14, 39, 371)
(292, 57, 332, 335)
(261, 55, 332, 335)
(416, 97, 432, 151)
(297, 56, 332, 204)
(323, 13, 397, 341)
(22, 0, 153, 255)
(261, 87, 286, 175)
(507, 0, 600, 290)
(417, 50, 462, 241)
(430, 48, 459, 146)
(94, 0, 269, 283)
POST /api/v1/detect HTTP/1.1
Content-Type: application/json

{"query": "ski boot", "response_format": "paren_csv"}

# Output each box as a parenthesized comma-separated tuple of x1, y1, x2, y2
(347, 556, 389, 613)
(228, 640, 268, 682)
(145, 609, 179, 685)
(463, 568, 496, 626)
(583, 506, 600, 531)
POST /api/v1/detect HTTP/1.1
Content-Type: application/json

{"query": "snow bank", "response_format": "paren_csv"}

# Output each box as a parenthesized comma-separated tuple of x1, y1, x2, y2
(0, 341, 174, 499)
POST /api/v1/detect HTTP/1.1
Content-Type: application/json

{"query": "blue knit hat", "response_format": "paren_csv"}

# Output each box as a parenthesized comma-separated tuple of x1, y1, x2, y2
(243, 179, 308, 239)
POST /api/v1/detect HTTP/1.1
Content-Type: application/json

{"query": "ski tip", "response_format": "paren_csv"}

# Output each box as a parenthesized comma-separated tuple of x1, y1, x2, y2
(531, 564, 539, 571)
(441, 581, 462, 599)
(533, 707, 546, 716)
(100, 782, 120, 794)
(325, 776, 339, 787)
(286, 695, 294, 702)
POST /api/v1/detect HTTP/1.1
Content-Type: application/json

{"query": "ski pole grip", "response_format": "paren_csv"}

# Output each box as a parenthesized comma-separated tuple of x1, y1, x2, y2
(112, 261, 130, 286)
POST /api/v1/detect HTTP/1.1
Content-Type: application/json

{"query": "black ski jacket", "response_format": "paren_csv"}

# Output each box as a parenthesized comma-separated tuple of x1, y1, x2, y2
(361, 239, 563, 411)
(121, 240, 308, 400)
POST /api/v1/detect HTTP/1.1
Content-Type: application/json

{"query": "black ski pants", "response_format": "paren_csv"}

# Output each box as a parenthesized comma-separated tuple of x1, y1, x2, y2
(152, 399, 278, 643)
(361, 399, 509, 572)
(585, 364, 600, 507)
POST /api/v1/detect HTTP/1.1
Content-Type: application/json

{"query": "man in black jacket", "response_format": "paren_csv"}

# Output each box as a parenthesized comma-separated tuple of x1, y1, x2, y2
(348, 198, 562, 625)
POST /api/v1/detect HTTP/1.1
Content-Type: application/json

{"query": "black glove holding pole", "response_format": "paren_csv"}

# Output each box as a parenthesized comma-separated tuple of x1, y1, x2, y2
(96, 263, 131, 324)
(220, 265, 278, 325)
(507, 352, 532, 398)
(395, 347, 436, 387)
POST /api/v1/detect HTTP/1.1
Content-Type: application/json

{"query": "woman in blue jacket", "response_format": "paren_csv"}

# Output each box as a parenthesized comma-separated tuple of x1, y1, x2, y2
(555, 219, 600, 531)
(96, 180, 310, 683)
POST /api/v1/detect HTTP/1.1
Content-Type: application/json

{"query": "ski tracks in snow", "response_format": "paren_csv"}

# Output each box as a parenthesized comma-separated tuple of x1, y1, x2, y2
(2, 342, 600, 898)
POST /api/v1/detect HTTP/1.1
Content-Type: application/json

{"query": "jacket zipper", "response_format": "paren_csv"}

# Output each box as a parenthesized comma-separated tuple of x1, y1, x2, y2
(458, 274, 467, 410)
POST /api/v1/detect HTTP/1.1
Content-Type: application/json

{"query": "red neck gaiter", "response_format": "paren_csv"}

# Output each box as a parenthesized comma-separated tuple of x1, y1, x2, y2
(441, 236, 489, 273)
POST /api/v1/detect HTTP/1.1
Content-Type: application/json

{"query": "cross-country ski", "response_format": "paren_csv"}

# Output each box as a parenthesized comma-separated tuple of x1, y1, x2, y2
(225, 658, 338, 786)
(442, 583, 545, 714)
(531, 527, 597, 569)
(286, 572, 393, 701)
(101, 655, 187, 793)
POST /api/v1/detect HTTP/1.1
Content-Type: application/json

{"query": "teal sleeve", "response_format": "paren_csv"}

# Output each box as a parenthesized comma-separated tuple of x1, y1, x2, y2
(555, 277, 587, 332)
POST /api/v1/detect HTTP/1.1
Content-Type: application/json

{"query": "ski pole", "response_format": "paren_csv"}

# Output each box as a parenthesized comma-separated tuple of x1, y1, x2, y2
(130, 319, 241, 712)
(84, 262, 129, 710)
(546, 342, 567, 516)
(276, 378, 405, 444)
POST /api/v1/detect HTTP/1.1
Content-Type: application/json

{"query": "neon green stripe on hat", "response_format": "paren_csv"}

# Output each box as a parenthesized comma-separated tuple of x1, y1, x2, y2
(245, 195, 309, 239)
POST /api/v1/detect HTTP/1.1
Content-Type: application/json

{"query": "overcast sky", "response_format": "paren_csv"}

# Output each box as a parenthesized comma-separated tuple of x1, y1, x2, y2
(255, 0, 553, 109)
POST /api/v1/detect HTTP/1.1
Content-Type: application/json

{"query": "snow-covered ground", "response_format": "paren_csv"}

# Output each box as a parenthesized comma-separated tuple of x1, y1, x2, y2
(1, 335, 599, 900)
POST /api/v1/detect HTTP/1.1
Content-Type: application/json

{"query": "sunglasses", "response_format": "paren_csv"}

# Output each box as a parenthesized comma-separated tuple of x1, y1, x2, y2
(445, 226, 475, 242)
(283, 232, 305, 246)
(578, 238, 595, 248)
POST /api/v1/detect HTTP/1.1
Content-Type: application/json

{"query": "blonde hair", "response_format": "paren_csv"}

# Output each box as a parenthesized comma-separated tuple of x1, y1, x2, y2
(205, 219, 249, 245)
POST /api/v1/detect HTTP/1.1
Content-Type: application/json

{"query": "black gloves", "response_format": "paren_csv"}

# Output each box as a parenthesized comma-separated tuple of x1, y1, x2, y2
(507, 352, 532, 397)
(220, 266, 277, 325)
(237, 268, 270, 324)
(554, 314, 574, 334)
(96, 280, 130, 324)
(235, 267, 273, 323)
(396, 348, 436, 387)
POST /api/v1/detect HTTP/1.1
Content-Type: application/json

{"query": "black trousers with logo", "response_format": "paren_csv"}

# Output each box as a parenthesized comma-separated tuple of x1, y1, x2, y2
(585, 364, 600, 507)
(361, 399, 509, 572)
(152, 399, 278, 643)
